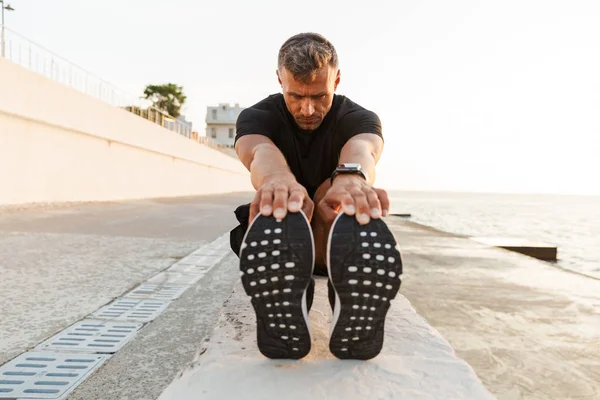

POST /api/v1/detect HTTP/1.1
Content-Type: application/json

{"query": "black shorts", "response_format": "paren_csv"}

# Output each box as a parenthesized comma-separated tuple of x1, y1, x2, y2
(229, 203, 251, 257)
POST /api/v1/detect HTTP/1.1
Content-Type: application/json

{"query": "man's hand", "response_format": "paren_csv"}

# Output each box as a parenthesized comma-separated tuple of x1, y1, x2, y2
(316, 175, 389, 226)
(249, 172, 314, 223)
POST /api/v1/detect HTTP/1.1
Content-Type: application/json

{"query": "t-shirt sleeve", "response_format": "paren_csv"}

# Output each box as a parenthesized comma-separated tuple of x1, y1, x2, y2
(235, 107, 279, 144)
(337, 109, 383, 146)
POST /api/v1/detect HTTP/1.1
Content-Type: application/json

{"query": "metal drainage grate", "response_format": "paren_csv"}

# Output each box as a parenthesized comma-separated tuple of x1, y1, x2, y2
(36, 320, 142, 353)
(92, 299, 169, 323)
(147, 272, 203, 286)
(0, 351, 108, 399)
(123, 284, 187, 301)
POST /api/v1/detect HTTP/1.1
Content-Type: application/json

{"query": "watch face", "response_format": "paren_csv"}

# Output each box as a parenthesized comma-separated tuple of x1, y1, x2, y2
(331, 163, 367, 183)
(339, 163, 361, 170)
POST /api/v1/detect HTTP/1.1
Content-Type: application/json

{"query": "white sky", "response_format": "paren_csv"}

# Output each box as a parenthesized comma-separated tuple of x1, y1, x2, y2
(5, 0, 600, 195)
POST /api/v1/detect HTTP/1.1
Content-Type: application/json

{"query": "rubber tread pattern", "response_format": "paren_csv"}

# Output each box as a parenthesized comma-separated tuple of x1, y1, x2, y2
(239, 212, 313, 359)
(328, 214, 403, 360)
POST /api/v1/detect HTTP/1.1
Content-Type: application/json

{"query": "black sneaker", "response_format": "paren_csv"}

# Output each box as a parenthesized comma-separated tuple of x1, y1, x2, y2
(239, 211, 314, 359)
(327, 278, 336, 312)
(327, 213, 403, 360)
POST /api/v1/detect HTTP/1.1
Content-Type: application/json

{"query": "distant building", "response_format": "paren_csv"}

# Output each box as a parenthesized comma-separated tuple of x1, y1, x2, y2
(205, 103, 244, 147)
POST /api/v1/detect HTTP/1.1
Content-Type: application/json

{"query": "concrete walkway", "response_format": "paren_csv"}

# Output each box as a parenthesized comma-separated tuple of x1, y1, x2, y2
(2, 193, 598, 399)
(0, 193, 251, 399)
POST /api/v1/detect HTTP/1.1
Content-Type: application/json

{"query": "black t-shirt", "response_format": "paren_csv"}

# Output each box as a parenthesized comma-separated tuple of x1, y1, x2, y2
(235, 93, 382, 198)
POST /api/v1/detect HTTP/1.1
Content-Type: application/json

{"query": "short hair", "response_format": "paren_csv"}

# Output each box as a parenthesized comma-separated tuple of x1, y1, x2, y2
(278, 33, 338, 83)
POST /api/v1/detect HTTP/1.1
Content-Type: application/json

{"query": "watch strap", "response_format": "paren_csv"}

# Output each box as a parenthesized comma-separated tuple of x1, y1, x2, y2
(330, 164, 368, 185)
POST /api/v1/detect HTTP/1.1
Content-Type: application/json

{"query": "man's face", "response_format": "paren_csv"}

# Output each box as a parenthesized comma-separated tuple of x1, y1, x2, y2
(277, 66, 340, 132)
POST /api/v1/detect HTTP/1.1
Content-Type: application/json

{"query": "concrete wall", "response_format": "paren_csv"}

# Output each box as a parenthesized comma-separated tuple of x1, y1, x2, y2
(0, 59, 252, 206)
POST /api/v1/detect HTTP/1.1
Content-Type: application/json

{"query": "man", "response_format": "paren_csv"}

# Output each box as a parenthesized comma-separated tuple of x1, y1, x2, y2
(231, 33, 402, 360)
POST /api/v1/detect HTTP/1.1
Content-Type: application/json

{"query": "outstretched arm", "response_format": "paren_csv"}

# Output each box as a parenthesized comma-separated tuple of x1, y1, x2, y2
(236, 134, 314, 223)
(315, 133, 390, 225)
(311, 133, 389, 266)
(339, 132, 383, 186)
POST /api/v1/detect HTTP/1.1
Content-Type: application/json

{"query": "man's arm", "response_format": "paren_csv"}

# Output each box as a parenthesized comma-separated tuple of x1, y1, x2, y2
(236, 134, 291, 190)
(236, 134, 314, 222)
(338, 133, 383, 185)
(315, 133, 390, 225)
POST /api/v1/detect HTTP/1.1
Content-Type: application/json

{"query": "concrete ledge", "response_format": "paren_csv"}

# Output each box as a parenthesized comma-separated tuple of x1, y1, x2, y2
(159, 277, 492, 400)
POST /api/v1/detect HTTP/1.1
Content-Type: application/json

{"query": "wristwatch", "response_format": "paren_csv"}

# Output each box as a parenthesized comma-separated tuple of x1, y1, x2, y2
(330, 163, 369, 184)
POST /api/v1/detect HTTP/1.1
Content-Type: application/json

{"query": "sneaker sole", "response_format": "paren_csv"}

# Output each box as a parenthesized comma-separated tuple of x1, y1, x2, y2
(239, 211, 314, 359)
(327, 213, 403, 360)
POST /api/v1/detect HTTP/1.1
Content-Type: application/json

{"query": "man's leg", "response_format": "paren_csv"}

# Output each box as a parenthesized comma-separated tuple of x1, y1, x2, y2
(230, 203, 316, 311)
(231, 199, 320, 359)
(310, 180, 340, 311)
(326, 212, 403, 360)
(310, 179, 403, 360)
(310, 180, 335, 275)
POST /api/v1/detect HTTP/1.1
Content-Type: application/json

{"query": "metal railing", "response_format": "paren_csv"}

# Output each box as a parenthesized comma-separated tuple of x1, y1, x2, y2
(1, 26, 200, 141)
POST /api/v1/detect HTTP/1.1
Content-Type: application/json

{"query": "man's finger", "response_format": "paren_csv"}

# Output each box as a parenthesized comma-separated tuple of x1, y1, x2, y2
(339, 193, 356, 215)
(259, 188, 274, 216)
(350, 189, 370, 225)
(288, 187, 305, 213)
(366, 188, 382, 219)
(318, 198, 338, 225)
(322, 187, 354, 215)
(375, 188, 390, 216)
(301, 197, 315, 221)
(272, 185, 288, 219)
(249, 191, 261, 223)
